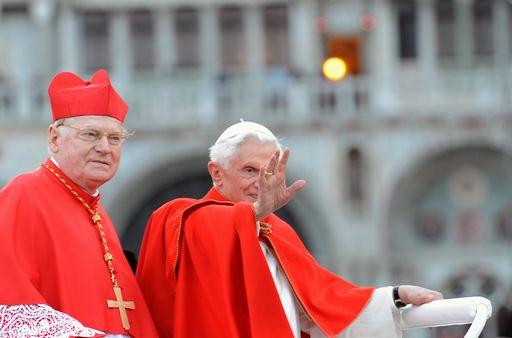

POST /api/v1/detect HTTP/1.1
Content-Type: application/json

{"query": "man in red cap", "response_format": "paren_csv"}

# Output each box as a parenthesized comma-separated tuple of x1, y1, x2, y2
(0, 70, 158, 337)
(137, 121, 443, 338)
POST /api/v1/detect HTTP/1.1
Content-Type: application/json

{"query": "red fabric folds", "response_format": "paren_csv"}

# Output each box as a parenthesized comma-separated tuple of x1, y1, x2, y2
(0, 159, 157, 337)
(138, 187, 374, 338)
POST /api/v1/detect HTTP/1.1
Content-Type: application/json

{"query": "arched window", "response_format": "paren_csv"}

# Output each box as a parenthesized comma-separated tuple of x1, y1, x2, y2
(414, 209, 445, 242)
(395, 0, 417, 60)
(496, 206, 512, 240)
(219, 6, 245, 73)
(130, 9, 154, 70)
(509, 5, 512, 57)
(83, 11, 110, 72)
(455, 209, 485, 244)
(345, 147, 365, 208)
(436, 0, 455, 62)
(264, 5, 289, 67)
(473, 0, 493, 61)
(175, 8, 199, 69)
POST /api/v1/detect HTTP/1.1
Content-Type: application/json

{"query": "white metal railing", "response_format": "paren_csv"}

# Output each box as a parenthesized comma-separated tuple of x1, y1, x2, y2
(398, 296, 492, 338)
(0, 70, 510, 128)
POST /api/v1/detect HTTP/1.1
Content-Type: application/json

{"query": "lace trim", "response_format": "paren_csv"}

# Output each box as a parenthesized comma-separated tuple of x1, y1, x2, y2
(0, 304, 99, 338)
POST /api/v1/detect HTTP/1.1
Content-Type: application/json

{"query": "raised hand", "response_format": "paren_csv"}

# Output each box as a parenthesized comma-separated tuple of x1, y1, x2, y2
(252, 148, 306, 220)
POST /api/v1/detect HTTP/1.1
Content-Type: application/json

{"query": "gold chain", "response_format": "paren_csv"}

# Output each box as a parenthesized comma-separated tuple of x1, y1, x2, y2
(43, 163, 119, 288)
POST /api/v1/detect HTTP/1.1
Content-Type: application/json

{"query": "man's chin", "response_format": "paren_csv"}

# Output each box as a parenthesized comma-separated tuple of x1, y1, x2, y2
(87, 171, 115, 185)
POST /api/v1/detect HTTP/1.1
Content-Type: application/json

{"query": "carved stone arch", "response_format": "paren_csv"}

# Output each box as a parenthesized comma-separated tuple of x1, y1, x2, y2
(384, 142, 512, 337)
(385, 141, 512, 252)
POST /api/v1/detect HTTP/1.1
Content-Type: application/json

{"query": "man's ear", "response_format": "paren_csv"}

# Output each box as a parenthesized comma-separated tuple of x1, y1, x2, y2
(48, 124, 59, 153)
(208, 161, 223, 187)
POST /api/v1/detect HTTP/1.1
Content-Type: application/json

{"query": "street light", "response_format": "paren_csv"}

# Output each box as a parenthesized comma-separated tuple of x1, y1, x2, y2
(322, 57, 348, 81)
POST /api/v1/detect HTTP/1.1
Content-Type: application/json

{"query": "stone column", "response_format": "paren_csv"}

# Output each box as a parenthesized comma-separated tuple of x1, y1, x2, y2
(244, 5, 264, 79)
(110, 10, 132, 93)
(154, 6, 176, 76)
(454, 0, 474, 69)
(198, 5, 219, 124)
(29, 0, 56, 119)
(417, 0, 438, 84)
(368, 0, 398, 111)
(288, 0, 321, 76)
(0, 4, 4, 77)
(58, 2, 80, 72)
(30, 0, 55, 76)
(243, 4, 264, 115)
(493, 0, 510, 112)
(199, 5, 219, 79)
(288, 1, 322, 119)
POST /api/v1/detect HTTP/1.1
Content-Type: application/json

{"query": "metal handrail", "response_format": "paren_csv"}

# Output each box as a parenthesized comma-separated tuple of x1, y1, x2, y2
(465, 303, 492, 338)
(397, 296, 492, 337)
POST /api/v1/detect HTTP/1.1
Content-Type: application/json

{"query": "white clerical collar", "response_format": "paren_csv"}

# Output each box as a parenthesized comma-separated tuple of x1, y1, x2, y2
(50, 157, 100, 196)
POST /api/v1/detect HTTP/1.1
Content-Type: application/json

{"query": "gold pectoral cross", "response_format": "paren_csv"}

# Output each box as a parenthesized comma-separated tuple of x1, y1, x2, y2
(107, 286, 136, 330)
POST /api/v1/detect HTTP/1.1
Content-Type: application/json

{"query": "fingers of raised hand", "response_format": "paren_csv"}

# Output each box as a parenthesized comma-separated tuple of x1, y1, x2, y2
(287, 179, 306, 197)
(265, 151, 279, 176)
(259, 165, 273, 186)
(258, 165, 266, 183)
(276, 148, 290, 174)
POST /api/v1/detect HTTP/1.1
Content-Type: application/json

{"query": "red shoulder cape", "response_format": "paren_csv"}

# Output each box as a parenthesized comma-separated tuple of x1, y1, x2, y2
(0, 159, 158, 337)
(137, 188, 374, 338)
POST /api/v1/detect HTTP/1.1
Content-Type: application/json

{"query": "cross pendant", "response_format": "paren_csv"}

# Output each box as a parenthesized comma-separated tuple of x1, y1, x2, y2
(107, 286, 136, 330)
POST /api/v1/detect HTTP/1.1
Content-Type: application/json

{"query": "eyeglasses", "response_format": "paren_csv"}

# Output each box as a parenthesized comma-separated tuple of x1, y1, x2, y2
(58, 124, 127, 146)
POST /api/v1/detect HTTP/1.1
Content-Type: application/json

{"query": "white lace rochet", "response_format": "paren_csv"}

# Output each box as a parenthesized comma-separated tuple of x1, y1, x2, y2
(0, 304, 99, 338)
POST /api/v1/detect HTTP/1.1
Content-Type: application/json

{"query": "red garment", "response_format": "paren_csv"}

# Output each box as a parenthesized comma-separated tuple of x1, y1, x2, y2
(48, 69, 128, 122)
(0, 159, 158, 337)
(137, 187, 374, 338)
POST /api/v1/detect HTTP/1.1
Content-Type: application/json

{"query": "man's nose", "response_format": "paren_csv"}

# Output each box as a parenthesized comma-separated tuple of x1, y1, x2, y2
(94, 136, 112, 152)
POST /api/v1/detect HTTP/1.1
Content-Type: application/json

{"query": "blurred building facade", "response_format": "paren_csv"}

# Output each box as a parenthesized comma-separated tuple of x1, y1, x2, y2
(1, 0, 512, 336)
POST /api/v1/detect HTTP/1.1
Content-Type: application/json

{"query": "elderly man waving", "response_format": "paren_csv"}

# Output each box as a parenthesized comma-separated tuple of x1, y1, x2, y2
(137, 121, 443, 338)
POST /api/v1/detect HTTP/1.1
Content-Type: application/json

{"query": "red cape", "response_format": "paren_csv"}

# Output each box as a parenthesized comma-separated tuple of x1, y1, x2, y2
(0, 159, 158, 337)
(137, 188, 374, 338)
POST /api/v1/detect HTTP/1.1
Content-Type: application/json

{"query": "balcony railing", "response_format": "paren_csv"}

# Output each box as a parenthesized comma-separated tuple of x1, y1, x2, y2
(0, 69, 510, 128)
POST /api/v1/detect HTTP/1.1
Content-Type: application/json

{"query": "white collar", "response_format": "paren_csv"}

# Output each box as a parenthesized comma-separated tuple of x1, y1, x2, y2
(50, 157, 100, 197)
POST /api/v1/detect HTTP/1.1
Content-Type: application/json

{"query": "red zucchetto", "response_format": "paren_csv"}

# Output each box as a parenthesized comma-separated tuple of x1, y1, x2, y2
(48, 69, 128, 122)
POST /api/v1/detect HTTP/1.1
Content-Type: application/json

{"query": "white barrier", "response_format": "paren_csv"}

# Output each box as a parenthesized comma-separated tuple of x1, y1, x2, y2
(397, 297, 492, 338)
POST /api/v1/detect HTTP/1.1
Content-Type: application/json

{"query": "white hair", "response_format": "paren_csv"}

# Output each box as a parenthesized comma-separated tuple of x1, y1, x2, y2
(53, 117, 74, 136)
(209, 131, 282, 168)
(47, 118, 75, 155)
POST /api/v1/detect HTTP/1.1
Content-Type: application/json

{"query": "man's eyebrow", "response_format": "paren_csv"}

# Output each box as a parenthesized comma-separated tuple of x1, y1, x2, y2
(241, 162, 259, 168)
(80, 125, 124, 133)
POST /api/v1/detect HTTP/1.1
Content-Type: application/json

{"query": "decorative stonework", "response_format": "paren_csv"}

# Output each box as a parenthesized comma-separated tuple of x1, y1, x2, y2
(449, 166, 488, 207)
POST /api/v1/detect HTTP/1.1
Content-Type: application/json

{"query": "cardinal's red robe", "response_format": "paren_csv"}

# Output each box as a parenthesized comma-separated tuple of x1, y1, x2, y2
(137, 187, 374, 338)
(0, 159, 158, 337)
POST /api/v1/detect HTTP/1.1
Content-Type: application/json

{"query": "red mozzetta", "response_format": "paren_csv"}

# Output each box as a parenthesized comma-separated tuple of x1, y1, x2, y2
(0, 159, 158, 337)
(137, 187, 374, 338)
